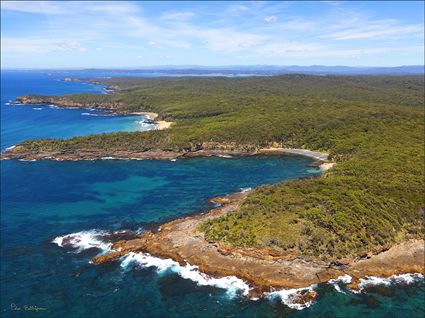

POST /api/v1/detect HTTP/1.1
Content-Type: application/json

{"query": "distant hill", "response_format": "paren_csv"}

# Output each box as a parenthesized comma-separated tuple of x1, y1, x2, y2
(64, 65, 425, 76)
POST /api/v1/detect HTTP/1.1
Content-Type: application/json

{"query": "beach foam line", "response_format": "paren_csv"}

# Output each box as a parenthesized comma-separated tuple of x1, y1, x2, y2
(136, 120, 156, 131)
(328, 274, 352, 293)
(265, 285, 317, 310)
(358, 273, 424, 290)
(326, 273, 424, 294)
(120, 252, 251, 298)
(52, 230, 112, 253)
(240, 187, 252, 193)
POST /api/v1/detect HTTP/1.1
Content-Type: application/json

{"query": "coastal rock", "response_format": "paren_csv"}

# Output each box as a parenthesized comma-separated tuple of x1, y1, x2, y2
(89, 187, 425, 292)
(15, 95, 123, 112)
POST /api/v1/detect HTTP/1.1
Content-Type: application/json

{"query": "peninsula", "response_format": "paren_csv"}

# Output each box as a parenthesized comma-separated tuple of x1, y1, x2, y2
(3, 74, 424, 289)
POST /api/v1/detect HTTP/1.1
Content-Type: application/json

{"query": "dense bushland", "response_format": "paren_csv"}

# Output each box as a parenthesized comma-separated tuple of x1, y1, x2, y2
(11, 74, 425, 260)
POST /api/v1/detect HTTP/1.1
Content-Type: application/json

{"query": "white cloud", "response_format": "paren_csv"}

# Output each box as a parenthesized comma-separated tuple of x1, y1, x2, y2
(320, 1, 343, 6)
(1, 37, 86, 54)
(1, 1, 423, 66)
(228, 5, 250, 13)
(160, 11, 195, 22)
(193, 28, 267, 52)
(1, 1, 140, 16)
(325, 23, 424, 40)
(254, 42, 424, 58)
(264, 16, 277, 23)
(1, 1, 65, 14)
(83, 2, 140, 15)
(136, 55, 143, 59)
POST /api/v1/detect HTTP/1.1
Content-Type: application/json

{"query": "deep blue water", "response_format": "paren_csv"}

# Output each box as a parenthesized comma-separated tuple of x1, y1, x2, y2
(1, 71, 424, 317)
(0, 70, 154, 149)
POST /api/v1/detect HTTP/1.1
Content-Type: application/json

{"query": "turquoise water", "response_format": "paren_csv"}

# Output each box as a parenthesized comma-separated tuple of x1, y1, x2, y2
(1, 71, 424, 317)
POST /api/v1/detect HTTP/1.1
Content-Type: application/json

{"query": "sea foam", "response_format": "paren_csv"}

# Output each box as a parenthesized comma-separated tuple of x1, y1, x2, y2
(266, 285, 317, 310)
(328, 274, 352, 293)
(120, 252, 250, 298)
(326, 273, 424, 294)
(359, 273, 424, 290)
(240, 187, 252, 193)
(52, 230, 112, 253)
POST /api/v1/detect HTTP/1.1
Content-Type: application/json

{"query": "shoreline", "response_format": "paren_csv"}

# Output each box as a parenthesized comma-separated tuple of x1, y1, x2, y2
(132, 111, 174, 130)
(10, 98, 174, 132)
(91, 190, 424, 294)
(1, 145, 333, 168)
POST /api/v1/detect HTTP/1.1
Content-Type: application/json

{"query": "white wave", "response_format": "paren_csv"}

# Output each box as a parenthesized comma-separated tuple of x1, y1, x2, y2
(5, 102, 10, 105)
(48, 105, 59, 109)
(52, 230, 112, 253)
(216, 154, 232, 158)
(136, 120, 155, 130)
(5, 145, 16, 151)
(18, 158, 37, 162)
(81, 112, 99, 116)
(135, 227, 145, 234)
(328, 274, 352, 293)
(32, 107, 43, 110)
(120, 252, 250, 298)
(266, 285, 317, 310)
(359, 273, 424, 290)
(101, 156, 116, 160)
(240, 187, 252, 193)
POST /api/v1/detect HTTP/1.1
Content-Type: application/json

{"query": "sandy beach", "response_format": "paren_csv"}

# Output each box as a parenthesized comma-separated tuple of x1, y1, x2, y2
(132, 112, 174, 130)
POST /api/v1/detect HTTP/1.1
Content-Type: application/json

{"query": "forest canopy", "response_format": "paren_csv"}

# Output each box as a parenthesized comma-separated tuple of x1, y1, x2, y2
(8, 74, 425, 260)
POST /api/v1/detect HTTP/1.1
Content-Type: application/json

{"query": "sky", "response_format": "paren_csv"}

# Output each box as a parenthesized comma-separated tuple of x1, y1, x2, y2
(1, 1, 424, 68)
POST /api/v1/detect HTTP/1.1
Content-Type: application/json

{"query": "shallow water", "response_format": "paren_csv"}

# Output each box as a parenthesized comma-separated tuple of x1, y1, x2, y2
(1, 70, 424, 317)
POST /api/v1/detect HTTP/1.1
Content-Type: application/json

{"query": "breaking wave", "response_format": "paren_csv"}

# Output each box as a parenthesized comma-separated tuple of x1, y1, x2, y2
(328, 274, 352, 293)
(327, 273, 424, 294)
(120, 252, 250, 298)
(52, 230, 112, 253)
(266, 285, 317, 310)
(359, 273, 424, 290)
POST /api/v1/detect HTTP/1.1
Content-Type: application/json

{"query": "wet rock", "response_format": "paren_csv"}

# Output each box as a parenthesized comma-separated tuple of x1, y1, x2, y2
(364, 285, 395, 297)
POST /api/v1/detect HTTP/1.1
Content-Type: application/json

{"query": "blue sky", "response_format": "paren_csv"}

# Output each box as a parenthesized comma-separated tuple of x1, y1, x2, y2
(1, 1, 424, 68)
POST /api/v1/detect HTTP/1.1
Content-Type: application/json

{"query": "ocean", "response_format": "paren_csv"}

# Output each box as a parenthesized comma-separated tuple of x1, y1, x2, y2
(1, 70, 423, 318)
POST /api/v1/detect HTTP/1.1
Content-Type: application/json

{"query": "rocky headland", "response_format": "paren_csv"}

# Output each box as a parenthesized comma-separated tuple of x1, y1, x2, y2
(91, 190, 424, 294)
(15, 95, 124, 113)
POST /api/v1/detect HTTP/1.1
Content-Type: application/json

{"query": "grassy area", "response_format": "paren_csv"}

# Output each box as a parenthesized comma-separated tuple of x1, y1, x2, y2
(10, 74, 425, 260)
